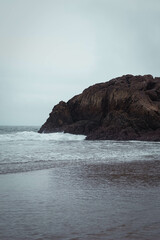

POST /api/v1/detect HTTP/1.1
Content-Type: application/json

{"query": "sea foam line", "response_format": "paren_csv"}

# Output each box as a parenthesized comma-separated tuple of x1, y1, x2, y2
(0, 131, 86, 141)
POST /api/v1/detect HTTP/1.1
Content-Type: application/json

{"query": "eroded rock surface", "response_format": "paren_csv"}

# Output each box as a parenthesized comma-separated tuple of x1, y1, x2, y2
(39, 75, 160, 141)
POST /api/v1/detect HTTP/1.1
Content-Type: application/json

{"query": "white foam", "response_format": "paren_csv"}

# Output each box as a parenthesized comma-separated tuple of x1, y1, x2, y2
(0, 131, 86, 142)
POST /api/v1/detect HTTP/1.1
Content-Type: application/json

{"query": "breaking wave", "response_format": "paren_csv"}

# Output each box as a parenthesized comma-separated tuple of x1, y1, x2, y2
(0, 131, 86, 142)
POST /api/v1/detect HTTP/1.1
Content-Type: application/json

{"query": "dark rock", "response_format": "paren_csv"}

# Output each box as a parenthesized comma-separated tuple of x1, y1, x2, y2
(38, 75, 160, 141)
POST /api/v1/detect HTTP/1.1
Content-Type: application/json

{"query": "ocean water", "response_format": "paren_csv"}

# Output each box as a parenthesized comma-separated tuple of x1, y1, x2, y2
(0, 126, 160, 240)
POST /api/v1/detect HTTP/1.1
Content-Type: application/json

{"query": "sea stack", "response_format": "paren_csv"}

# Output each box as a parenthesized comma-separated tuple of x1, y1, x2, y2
(39, 75, 160, 141)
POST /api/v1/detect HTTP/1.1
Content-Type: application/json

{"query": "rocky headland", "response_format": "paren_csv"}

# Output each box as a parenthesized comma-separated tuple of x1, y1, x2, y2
(39, 75, 160, 141)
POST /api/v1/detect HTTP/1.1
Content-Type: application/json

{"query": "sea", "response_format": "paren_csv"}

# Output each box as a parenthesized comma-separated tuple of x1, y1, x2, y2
(0, 125, 160, 240)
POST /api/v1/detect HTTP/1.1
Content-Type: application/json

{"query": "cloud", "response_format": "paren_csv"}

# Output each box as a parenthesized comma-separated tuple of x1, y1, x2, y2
(0, 0, 160, 125)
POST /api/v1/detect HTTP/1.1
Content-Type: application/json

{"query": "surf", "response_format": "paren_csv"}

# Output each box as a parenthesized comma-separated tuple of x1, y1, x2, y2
(0, 131, 86, 142)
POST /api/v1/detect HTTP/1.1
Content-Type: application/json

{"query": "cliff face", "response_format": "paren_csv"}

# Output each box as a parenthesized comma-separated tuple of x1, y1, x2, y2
(39, 75, 160, 141)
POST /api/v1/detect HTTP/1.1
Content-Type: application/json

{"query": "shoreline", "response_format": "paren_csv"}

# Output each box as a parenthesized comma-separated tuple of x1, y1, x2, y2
(0, 161, 160, 240)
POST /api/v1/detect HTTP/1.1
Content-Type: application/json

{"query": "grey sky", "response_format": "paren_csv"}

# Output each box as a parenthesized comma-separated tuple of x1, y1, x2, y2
(0, 0, 160, 125)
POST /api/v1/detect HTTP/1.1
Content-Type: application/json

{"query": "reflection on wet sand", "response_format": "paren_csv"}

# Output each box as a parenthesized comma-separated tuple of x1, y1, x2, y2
(76, 160, 160, 187)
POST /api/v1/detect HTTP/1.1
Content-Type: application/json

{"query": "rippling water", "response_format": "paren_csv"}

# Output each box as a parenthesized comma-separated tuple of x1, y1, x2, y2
(0, 126, 160, 240)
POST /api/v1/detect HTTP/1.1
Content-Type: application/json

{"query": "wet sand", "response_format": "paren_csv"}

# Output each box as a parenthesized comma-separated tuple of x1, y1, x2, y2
(0, 161, 160, 240)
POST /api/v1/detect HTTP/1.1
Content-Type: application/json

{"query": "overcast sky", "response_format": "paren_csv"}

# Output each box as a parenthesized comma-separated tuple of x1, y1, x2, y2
(0, 0, 160, 125)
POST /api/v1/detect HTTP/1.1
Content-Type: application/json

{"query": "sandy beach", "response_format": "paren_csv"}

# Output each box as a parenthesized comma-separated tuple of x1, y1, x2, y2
(1, 162, 160, 240)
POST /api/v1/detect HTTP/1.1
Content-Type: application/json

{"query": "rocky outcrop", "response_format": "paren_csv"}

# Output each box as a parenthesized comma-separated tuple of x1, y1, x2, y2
(39, 75, 160, 141)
